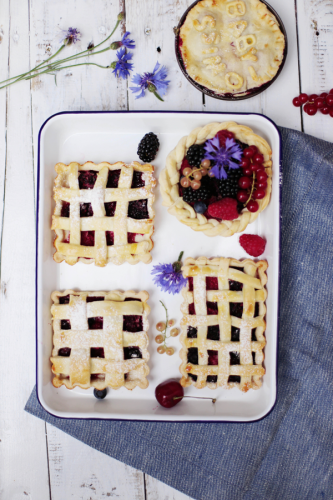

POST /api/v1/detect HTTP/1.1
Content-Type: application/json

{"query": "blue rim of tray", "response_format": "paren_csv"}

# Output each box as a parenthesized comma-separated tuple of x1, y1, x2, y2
(35, 110, 282, 423)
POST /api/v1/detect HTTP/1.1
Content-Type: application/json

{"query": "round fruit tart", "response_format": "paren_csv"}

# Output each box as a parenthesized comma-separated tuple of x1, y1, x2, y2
(177, 0, 286, 97)
(159, 121, 272, 237)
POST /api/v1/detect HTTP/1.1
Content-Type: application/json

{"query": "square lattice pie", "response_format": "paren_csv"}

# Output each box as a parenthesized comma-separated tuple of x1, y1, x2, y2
(180, 257, 267, 392)
(50, 290, 150, 390)
(52, 161, 156, 266)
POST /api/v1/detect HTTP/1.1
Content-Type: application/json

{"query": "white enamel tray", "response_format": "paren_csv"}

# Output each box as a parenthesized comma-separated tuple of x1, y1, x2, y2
(36, 111, 280, 421)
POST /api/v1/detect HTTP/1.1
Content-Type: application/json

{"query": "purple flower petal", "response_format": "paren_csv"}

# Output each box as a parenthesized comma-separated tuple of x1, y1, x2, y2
(151, 263, 187, 294)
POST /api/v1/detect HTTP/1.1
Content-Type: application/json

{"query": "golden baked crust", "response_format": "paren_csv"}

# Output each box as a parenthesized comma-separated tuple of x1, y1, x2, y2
(179, 257, 267, 392)
(50, 290, 150, 390)
(52, 161, 156, 266)
(179, 0, 285, 95)
(159, 121, 272, 237)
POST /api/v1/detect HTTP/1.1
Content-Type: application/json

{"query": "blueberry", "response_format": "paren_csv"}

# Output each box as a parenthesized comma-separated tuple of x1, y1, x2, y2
(194, 201, 207, 214)
(93, 388, 107, 400)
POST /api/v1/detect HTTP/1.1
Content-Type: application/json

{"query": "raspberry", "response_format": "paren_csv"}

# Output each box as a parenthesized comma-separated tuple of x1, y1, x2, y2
(207, 198, 239, 220)
(239, 234, 266, 257)
(216, 130, 234, 147)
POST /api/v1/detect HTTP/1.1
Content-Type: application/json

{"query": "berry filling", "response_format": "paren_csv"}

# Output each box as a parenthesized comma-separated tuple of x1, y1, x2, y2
(230, 303, 243, 318)
(206, 277, 218, 290)
(61, 201, 70, 217)
(131, 171, 145, 188)
(251, 329, 257, 341)
(208, 350, 218, 365)
(207, 301, 218, 315)
(128, 199, 149, 219)
(252, 352, 256, 365)
(229, 279, 243, 291)
(230, 352, 240, 365)
(207, 375, 217, 383)
(188, 277, 193, 291)
(107, 169, 121, 188)
(128, 232, 143, 243)
(79, 170, 97, 189)
(187, 347, 198, 365)
(81, 231, 95, 246)
(254, 302, 260, 317)
(91, 347, 105, 358)
(189, 303, 196, 315)
(88, 317, 103, 329)
(228, 375, 241, 383)
(91, 374, 106, 382)
(86, 296, 105, 303)
(207, 325, 220, 341)
(188, 373, 198, 382)
(61, 319, 71, 330)
(105, 202, 117, 217)
(231, 326, 240, 341)
(187, 326, 197, 338)
(124, 346, 142, 359)
(59, 295, 70, 304)
(80, 202, 93, 217)
(106, 231, 114, 246)
(123, 315, 143, 333)
(58, 347, 71, 356)
(124, 297, 142, 302)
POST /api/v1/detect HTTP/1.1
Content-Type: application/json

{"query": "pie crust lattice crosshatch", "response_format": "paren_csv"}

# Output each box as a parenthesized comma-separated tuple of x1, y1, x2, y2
(50, 290, 150, 390)
(52, 161, 156, 266)
(179, 256, 267, 392)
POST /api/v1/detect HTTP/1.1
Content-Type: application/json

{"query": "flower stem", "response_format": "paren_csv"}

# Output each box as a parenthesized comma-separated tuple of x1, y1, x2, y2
(177, 251, 184, 262)
(159, 300, 169, 348)
(153, 90, 164, 102)
(245, 172, 256, 207)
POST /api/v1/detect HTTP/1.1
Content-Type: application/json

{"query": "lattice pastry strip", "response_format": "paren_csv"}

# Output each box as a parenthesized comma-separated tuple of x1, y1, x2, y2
(52, 161, 156, 266)
(179, 257, 267, 392)
(50, 290, 150, 390)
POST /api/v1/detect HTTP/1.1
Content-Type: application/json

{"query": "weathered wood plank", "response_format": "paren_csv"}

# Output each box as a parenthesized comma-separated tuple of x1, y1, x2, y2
(126, 0, 203, 111)
(47, 425, 145, 500)
(0, 1, 50, 498)
(296, 0, 333, 141)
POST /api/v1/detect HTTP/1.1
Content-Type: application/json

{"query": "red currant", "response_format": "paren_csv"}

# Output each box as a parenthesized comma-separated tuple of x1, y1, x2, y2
(254, 188, 266, 199)
(329, 108, 333, 118)
(293, 97, 301, 107)
(238, 176, 252, 189)
(237, 190, 248, 203)
(314, 97, 325, 109)
(257, 171, 268, 182)
(306, 104, 317, 116)
(326, 95, 333, 107)
(303, 103, 310, 114)
(247, 200, 259, 213)
(241, 158, 251, 168)
(257, 181, 267, 189)
(243, 147, 254, 158)
(242, 167, 252, 176)
(299, 93, 308, 104)
(321, 107, 330, 115)
(320, 92, 328, 99)
(253, 153, 264, 164)
(308, 94, 318, 102)
(249, 145, 258, 154)
(250, 163, 261, 172)
(329, 89, 333, 95)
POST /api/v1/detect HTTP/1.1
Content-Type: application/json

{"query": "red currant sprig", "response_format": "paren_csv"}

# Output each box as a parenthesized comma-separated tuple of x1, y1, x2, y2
(237, 145, 267, 213)
(180, 160, 211, 190)
(292, 88, 333, 117)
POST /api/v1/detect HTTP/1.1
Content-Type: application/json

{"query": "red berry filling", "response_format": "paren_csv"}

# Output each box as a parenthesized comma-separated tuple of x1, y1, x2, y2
(207, 325, 220, 340)
(79, 171, 97, 189)
(131, 171, 145, 188)
(127, 232, 144, 243)
(231, 326, 240, 341)
(206, 277, 218, 290)
(61, 201, 70, 217)
(58, 347, 71, 356)
(229, 279, 243, 291)
(128, 199, 149, 219)
(80, 203, 93, 217)
(230, 352, 240, 365)
(86, 296, 105, 303)
(207, 301, 218, 315)
(106, 231, 114, 246)
(81, 231, 95, 246)
(188, 277, 193, 291)
(187, 326, 197, 338)
(88, 317, 103, 329)
(107, 169, 121, 188)
(91, 347, 105, 358)
(61, 319, 71, 330)
(187, 347, 198, 365)
(230, 303, 243, 318)
(123, 315, 143, 332)
(189, 303, 196, 315)
(208, 350, 218, 365)
(59, 295, 70, 304)
(124, 347, 142, 359)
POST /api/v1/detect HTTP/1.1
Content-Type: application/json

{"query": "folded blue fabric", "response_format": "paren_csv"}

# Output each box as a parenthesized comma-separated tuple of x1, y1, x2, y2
(25, 127, 333, 500)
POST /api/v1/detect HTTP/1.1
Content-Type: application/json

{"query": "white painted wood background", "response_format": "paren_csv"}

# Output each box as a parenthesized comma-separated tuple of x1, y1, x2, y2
(0, 0, 332, 498)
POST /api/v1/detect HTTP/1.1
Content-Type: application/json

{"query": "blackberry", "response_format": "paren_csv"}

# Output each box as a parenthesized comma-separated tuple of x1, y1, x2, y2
(137, 132, 159, 162)
(186, 144, 205, 168)
(182, 178, 211, 203)
(218, 167, 242, 198)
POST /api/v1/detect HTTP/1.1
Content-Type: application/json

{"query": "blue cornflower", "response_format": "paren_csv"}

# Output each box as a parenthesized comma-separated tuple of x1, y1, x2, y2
(111, 31, 136, 50)
(204, 137, 243, 180)
(151, 252, 187, 295)
(60, 27, 81, 45)
(130, 61, 170, 101)
(111, 47, 133, 79)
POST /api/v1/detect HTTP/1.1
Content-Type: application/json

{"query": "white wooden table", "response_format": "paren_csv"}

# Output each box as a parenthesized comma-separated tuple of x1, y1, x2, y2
(0, 0, 332, 498)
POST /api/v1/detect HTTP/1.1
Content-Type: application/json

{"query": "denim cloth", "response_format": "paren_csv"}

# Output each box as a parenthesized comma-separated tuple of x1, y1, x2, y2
(25, 127, 333, 500)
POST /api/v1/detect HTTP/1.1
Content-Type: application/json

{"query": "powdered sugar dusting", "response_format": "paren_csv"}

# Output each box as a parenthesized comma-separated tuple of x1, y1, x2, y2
(70, 297, 88, 330)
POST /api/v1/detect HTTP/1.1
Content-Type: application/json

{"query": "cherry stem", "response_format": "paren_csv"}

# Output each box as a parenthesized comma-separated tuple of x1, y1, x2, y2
(245, 172, 256, 207)
(159, 300, 169, 349)
(173, 396, 217, 403)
